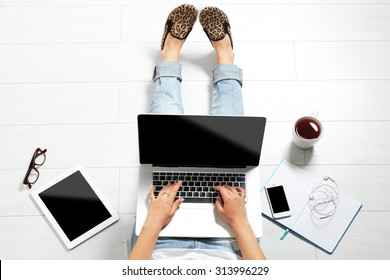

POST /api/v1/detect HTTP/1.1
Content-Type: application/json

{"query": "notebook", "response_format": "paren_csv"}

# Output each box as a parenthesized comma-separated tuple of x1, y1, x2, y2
(260, 160, 362, 254)
(135, 114, 266, 238)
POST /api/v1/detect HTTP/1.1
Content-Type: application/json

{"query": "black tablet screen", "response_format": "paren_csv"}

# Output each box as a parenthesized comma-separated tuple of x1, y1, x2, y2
(38, 171, 112, 241)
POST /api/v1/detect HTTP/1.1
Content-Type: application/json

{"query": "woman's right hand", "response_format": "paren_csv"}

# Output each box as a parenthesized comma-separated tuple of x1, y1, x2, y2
(214, 185, 266, 260)
(213, 185, 248, 229)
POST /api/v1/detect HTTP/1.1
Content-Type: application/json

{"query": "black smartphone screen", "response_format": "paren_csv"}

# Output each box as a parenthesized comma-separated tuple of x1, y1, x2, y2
(266, 185, 290, 213)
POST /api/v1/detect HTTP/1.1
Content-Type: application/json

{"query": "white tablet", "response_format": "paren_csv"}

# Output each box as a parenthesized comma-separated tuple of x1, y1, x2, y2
(30, 165, 119, 249)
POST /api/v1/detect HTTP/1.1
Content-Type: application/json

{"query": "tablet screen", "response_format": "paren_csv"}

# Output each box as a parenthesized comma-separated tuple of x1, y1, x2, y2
(38, 170, 112, 241)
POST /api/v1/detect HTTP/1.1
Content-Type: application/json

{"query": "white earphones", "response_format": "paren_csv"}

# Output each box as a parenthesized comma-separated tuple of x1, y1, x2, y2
(308, 175, 339, 219)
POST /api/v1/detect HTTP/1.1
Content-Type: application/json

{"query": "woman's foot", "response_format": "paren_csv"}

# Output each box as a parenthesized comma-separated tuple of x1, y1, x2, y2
(161, 34, 186, 62)
(212, 36, 234, 64)
(199, 6, 234, 64)
(160, 4, 198, 62)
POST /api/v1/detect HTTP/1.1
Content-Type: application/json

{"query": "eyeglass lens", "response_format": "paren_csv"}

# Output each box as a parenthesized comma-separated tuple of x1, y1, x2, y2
(34, 151, 46, 165)
(24, 148, 47, 188)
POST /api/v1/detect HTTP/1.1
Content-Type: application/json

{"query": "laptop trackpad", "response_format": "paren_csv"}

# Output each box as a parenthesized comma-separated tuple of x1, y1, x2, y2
(161, 207, 228, 237)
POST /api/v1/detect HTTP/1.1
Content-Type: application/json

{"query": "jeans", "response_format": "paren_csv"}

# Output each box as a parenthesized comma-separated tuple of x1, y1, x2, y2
(128, 62, 247, 258)
(150, 61, 244, 115)
(127, 221, 243, 258)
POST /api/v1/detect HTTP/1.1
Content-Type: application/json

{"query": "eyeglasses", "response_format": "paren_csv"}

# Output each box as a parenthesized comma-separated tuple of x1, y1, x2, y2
(23, 148, 47, 189)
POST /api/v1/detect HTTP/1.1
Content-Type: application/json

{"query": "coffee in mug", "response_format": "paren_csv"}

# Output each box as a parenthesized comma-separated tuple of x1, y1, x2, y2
(292, 112, 323, 149)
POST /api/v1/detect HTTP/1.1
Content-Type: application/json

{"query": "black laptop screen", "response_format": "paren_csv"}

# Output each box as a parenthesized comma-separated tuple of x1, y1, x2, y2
(138, 115, 266, 168)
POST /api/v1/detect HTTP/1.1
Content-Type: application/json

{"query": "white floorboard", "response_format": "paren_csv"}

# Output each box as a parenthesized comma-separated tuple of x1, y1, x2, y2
(0, 6, 121, 43)
(0, 0, 389, 260)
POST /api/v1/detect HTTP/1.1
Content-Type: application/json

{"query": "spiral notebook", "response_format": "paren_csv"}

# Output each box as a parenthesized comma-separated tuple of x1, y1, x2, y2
(260, 160, 362, 254)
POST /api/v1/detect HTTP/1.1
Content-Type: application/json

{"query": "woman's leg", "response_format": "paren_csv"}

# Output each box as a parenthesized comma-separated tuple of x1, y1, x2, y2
(211, 63, 244, 116)
(199, 7, 244, 116)
(150, 5, 197, 114)
(150, 61, 184, 114)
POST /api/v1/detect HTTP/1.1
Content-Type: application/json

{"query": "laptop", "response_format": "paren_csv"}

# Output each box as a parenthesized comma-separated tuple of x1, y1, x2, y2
(135, 114, 266, 238)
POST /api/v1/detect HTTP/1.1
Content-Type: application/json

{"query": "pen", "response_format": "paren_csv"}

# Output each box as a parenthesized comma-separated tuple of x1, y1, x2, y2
(280, 229, 289, 240)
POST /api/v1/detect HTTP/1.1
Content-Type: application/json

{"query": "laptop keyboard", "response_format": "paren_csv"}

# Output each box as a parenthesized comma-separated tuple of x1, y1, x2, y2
(152, 171, 246, 203)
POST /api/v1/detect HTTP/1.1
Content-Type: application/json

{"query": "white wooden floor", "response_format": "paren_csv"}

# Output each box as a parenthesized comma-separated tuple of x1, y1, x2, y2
(1, 0, 390, 260)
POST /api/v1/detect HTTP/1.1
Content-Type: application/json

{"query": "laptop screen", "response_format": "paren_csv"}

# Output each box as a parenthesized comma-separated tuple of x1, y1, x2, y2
(138, 115, 266, 168)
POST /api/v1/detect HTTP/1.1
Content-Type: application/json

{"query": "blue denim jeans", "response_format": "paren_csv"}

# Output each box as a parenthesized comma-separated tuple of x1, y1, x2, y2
(126, 221, 243, 258)
(150, 61, 244, 115)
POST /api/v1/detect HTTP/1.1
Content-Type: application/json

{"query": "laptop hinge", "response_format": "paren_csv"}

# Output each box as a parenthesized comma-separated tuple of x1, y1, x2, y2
(152, 164, 247, 169)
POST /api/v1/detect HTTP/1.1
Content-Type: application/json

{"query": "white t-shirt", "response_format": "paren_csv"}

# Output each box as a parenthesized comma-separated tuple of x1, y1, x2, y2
(152, 248, 241, 260)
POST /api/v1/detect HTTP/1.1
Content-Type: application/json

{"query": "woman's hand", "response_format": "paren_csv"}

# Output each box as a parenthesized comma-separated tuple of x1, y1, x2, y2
(214, 185, 248, 229)
(214, 185, 266, 260)
(144, 181, 184, 230)
(128, 181, 183, 260)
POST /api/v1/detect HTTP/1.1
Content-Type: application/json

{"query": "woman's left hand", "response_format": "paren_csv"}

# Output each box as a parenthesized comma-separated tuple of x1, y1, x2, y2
(145, 181, 184, 230)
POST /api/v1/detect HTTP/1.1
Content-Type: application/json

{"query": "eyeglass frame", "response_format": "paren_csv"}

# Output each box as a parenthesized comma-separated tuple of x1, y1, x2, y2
(23, 148, 47, 189)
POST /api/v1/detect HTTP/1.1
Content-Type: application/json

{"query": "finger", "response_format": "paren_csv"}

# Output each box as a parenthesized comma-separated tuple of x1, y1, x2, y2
(215, 196, 225, 214)
(158, 181, 182, 200)
(149, 186, 156, 202)
(162, 180, 180, 190)
(236, 187, 246, 200)
(171, 197, 184, 215)
(167, 180, 176, 187)
(172, 180, 182, 190)
(160, 180, 175, 192)
(227, 185, 240, 195)
(168, 180, 182, 197)
(158, 180, 175, 196)
(214, 185, 231, 198)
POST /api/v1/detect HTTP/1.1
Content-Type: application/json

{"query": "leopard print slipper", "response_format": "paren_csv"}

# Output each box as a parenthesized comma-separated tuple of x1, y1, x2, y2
(160, 4, 198, 51)
(199, 6, 233, 49)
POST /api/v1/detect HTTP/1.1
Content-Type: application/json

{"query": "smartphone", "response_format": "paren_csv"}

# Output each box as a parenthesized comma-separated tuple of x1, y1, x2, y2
(265, 184, 291, 219)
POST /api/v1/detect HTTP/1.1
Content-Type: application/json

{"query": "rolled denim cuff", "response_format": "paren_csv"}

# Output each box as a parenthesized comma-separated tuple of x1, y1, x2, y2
(153, 61, 182, 82)
(212, 64, 243, 87)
